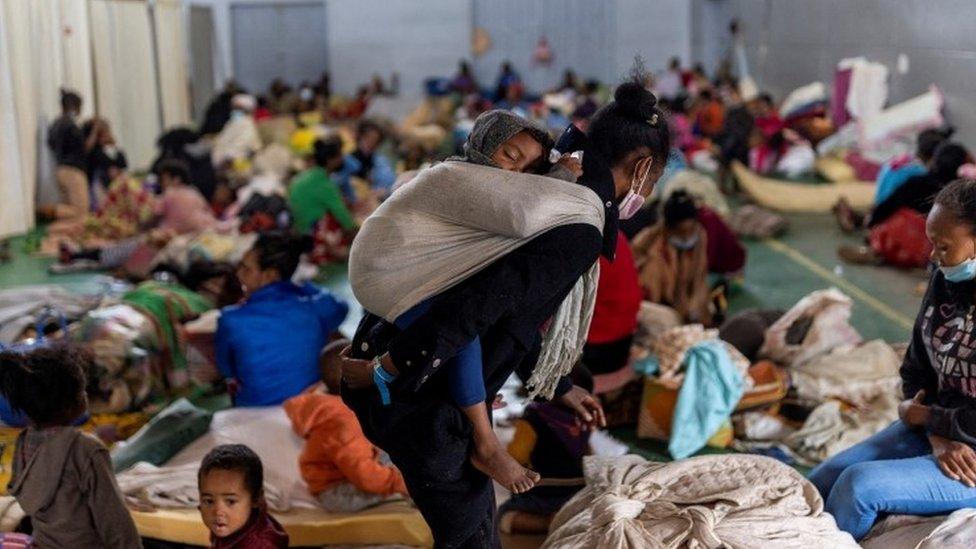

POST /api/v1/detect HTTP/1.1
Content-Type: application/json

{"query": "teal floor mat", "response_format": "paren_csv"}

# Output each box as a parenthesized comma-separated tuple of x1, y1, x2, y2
(729, 212, 922, 343)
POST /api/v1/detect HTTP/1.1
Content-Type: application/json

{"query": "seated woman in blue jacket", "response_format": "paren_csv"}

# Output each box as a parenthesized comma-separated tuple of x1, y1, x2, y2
(217, 231, 349, 406)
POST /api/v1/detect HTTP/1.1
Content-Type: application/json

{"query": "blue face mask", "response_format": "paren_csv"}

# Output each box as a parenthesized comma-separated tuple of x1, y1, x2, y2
(942, 258, 976, 283)
(669, 234, 699, 251)
(940, 240, 976, 283)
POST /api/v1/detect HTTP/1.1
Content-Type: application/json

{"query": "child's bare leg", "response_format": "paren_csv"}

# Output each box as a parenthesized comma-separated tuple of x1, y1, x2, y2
(463, 403, 540, 494)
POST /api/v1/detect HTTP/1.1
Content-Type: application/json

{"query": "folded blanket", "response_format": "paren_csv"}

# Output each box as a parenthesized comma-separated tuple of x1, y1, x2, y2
(349, 161, 605, 398)
(543, 454, 858, 548)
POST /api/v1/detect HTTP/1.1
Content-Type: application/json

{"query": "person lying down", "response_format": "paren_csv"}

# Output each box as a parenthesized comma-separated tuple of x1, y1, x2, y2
(284, 341, 409, 512)
(351, 110, 583, 494)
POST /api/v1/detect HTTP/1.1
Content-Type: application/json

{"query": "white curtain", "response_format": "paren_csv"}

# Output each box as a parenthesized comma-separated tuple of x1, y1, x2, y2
(0, 0, 96, 237)
(90, 0, 161, 170)
(59, 0, 96, 118)
(153, 0, 192, 129)
(0, 5, 28, 238)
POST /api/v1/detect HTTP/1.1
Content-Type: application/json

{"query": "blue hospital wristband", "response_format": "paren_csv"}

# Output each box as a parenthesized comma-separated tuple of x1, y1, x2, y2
(373, 356, 397, 406)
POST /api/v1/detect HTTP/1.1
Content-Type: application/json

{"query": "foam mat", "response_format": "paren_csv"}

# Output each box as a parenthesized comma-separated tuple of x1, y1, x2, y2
(732, 161, 875, 213)
(132, 502, 432, 547)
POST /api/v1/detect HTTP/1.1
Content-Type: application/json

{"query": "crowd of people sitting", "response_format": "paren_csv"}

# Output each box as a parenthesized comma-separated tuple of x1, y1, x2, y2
(3, 46, 976, 547)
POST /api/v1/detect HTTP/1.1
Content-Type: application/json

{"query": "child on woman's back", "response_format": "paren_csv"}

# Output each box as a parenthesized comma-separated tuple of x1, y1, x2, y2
(198, 444, 288, 549)
(0, 345, 142, 549)
(387, 110, 583, 494)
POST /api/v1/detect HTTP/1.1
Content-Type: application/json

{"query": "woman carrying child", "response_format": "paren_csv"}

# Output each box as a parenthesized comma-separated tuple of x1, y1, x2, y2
(341, 75, 671, 548)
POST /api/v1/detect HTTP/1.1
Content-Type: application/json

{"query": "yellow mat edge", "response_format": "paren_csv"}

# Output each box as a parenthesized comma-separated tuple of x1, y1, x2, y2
(132, 504, 433, 547)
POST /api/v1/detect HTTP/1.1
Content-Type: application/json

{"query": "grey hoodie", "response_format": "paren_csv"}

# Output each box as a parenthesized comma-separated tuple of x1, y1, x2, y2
(8, 427, 142, 549)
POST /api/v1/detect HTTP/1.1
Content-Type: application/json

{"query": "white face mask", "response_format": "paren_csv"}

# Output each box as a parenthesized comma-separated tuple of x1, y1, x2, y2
(669, 234, 700, 251)
(618, 157, 654, 220)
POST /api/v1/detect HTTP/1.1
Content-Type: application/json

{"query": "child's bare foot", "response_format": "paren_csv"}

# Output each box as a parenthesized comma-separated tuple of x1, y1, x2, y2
(470, 440, 539, 494)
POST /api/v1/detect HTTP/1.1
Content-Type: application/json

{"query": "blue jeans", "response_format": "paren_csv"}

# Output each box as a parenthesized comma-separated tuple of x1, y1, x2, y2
(809, 420, 976, 540)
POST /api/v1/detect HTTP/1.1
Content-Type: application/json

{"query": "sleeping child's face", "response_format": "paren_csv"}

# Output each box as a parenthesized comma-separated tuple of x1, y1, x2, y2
(199, 468, 254, 539)
(491, 131, 545, 173)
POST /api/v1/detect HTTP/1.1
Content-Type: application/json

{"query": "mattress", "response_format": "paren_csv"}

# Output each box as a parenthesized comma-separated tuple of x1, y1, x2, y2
(132, 501, 432, 547)
(732, 161, 875, 213)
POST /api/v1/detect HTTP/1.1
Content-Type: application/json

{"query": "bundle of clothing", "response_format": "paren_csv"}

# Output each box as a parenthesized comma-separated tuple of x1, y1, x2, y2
(636, 325, 752, 459)
(72, 305, 157, 414)
(0, 286, 100, 345)
(542, 454, 858, 548)
(73, 282, 216, 414)
(720, 289, 904, 466)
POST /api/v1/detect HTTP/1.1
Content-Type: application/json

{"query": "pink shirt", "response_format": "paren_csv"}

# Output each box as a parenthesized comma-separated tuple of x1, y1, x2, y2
(155, 186, 220, 234)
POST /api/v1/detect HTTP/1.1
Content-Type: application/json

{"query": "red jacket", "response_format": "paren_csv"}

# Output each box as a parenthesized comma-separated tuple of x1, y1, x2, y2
(211, 509, 288, 549)
(698, 206, 746, 275)
(587, 231, 642, 344)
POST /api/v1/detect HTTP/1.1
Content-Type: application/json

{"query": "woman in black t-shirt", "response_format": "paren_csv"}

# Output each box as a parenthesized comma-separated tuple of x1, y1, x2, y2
(811, 179, 976, 540)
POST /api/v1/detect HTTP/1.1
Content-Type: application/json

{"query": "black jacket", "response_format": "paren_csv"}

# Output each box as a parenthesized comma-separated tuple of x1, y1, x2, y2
(869, 172, 947, 228)
(353, 126, 617, 398)
(47, 115, 87, 171)
(902, 269, 976, 445)
(554, 124, 620, 259)
(357, 222, 602, 401)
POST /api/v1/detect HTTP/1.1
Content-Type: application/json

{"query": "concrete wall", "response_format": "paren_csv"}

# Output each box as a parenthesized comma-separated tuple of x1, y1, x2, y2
(614, 0, 691, 81)
(691, 0, 976, 144)
(188, 0, 468, 100)
(327, 0, 470, 99)
(189, 0, 694, 101)
(470, 0, 692, 94)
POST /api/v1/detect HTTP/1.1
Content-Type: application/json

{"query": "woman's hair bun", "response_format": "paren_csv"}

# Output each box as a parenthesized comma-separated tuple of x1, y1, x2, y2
(614, 81, 659, 122)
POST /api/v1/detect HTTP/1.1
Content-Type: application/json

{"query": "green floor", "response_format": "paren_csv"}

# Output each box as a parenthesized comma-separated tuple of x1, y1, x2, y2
(733, 212, 921, 343)
(0, 228, 113, 294)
